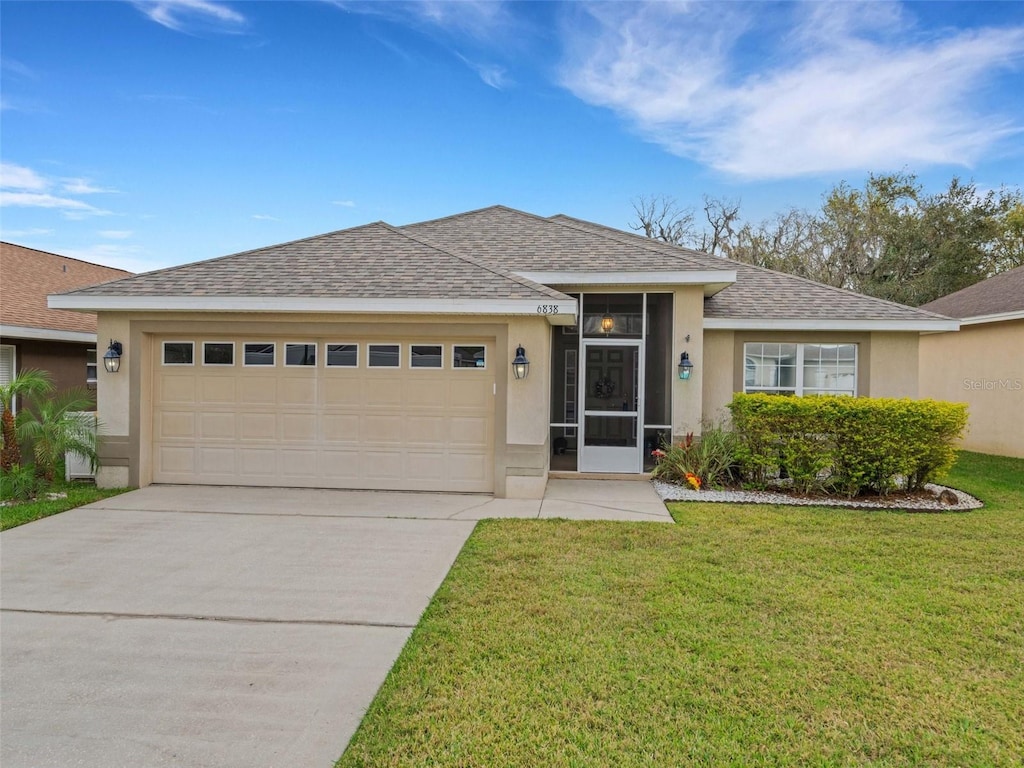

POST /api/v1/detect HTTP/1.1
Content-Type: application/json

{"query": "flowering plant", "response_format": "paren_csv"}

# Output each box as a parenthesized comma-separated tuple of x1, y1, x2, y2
(685, 472, 702, 491)
(648, 422, 737, 490)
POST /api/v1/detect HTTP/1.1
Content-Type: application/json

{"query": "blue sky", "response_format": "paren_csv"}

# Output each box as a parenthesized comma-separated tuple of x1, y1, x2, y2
(2, 0, 1023, 272)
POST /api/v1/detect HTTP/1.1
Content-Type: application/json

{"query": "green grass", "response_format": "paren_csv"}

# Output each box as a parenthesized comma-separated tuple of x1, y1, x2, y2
(1, 483, 130, 530)
(338, 452, 1024, 767)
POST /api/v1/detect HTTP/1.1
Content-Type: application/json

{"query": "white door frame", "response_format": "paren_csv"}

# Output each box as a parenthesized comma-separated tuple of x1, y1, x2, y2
(579, 338, 644, 473)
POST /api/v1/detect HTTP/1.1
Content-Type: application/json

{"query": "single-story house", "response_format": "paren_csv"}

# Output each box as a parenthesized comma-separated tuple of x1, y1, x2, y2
(50, 206, 957, 497)
(1, 241, 131, 404)
(919, 265, 1024, 458)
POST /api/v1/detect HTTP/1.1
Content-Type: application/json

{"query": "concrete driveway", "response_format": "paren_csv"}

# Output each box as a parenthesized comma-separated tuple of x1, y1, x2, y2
(1, 482, 670, 767)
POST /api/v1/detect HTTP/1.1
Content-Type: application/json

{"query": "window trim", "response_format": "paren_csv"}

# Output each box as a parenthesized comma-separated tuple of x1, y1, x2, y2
(202, 341, 235, 367)
(410, 343, 444, 369)
(742, 342, 858, 397)
(452, 344, 487, 370)
(162, 341, 195, 366)
(283, 342, 317, 367)
(367, 343, 401, 369)
(325, 343, 359, 368)
(86, 347, 97, 385)
(242, 341, 276, 367)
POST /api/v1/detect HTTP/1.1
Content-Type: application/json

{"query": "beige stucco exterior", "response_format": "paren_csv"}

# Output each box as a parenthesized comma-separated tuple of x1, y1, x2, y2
(919, 319, 1024, 458)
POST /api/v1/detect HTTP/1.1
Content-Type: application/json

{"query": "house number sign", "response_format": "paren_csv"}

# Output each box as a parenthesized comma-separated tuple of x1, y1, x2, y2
(536, 305, 560, 315)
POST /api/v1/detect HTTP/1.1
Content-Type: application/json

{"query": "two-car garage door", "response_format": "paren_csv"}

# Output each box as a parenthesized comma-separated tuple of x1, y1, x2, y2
(152, 336, 495, 493)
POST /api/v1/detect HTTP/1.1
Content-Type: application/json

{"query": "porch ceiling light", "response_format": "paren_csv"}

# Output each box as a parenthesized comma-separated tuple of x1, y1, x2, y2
(103, 340, 123, 373)
(600, 313, 615, 333)
(678, 351, 693, 381)
(512, 344, 530, 380)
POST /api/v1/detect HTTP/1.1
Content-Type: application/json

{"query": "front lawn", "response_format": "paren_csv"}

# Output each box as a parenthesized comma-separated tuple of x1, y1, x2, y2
(1, 483, 130, 530)
(338, 452, 1024, 767)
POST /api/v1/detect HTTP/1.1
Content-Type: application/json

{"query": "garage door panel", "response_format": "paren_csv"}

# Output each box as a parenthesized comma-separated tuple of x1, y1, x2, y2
(153, 336, 494, 492)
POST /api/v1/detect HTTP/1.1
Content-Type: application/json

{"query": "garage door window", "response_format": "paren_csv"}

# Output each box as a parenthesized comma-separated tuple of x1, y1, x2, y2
(285, 343, 317, 366)
(368, 344, 400, 367)
(163, 342, 194, 365)
(326, 344, 358, 367)
(244, 343, 275, 366)
(453, 345, 486, 369)
(411, 344, 443, 368)
(203, 342, 234, 366)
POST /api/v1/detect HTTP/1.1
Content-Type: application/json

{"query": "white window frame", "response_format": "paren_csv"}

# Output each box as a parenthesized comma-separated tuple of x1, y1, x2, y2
(0, 345, 16, 412)
(243, 342, 276, 367)
(86, 347, 97, 386)
(202, 341, 235, 367)
(162, 341, 195, 366)
(410, 343, 444, 369)
(743, 342, 858, 397)
(367, 343, 401, 369)
(452, 344, 487, 370)
(325, 343, 359, 368)
(284, 342, 317, 367)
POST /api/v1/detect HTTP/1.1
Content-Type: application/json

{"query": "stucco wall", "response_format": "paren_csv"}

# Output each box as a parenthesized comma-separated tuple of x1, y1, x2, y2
(671, 286, 705, 439)
(867, 332, 919, 399)
(0, 338, 97, 406)
(702, 329, 735, 423)
(920, 320, 1024, 458)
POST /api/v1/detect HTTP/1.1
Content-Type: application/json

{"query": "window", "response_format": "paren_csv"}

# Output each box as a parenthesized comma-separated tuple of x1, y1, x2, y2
(86, 348, 97, 387)
(744, 342, 857, 396)
(453, 345, 486, 369)
(244, 342, 275, 366)
(410, 344, 443, 368)
(368, 344, 400, 367)
(285, 343, 316, 366)
(326, 344, 358, 367)
(163, 342, 194, 365)
(203, 342, 234, 366)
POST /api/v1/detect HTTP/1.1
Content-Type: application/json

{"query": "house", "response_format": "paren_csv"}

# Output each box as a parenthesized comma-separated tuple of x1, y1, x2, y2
(1, 242, 132, 402)
(49, 206, 956, 496)
(919, 265, 1024, 458)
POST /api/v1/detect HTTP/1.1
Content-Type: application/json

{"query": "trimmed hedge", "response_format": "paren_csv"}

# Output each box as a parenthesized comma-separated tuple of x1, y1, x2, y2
(728, 394, 968, 497)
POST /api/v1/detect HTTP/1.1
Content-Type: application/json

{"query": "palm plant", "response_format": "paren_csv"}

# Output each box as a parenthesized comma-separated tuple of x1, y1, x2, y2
(16, 387, 98, 482)
(1, 368, 54, 471)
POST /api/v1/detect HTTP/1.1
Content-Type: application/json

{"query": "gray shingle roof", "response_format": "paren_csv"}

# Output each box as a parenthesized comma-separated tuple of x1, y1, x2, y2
(66, 221, 568, 302)
(548, 213, 948, 323)
(919, 265, 1024, 319)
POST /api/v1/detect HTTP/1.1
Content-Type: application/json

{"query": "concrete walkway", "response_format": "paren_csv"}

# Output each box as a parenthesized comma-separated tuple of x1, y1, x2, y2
(0, 479, 670, 768)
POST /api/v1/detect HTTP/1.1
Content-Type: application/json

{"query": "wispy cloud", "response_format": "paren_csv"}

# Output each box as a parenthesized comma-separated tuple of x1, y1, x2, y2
(55, 243, 156, 273)
(332, 200, 356, 208)
(99, 230, 134, 239)
(456, 53, 511, 90)
(1, 227, 53, 238)
(132, 0, 246, 34)
(62, 177, 119, 195)
(559, 1, 1024, 179)
(1, 162, 113, 216)
(251, 214, 279, 221)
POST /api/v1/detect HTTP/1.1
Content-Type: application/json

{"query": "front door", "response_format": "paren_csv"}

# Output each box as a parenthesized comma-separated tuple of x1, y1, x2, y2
(579, 340, 641, 472)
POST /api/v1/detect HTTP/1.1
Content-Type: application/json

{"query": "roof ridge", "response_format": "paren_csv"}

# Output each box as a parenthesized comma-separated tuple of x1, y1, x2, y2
(383, 221, 568, 300)
(1, 241, 133, 275)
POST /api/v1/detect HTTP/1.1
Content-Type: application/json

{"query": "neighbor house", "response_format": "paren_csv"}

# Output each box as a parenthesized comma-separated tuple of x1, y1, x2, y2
(1, 242, 131, 403)
(919, 265, 1024, 458)
(49, 206, 957, 496)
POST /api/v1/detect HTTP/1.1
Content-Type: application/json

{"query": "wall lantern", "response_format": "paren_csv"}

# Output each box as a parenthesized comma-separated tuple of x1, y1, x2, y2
(677, 351, 694, 381)
(600, 313, 615, 333)
(103, 340, 123, 373)
(512, 344, 530, 380)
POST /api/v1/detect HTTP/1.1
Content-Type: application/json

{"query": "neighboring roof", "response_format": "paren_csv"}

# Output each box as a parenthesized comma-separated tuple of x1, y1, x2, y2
(549, 214, 955, 330)
(50, 206, 956, 331)
(1, 242, 131, 341)
(919, 265, 1024, 324)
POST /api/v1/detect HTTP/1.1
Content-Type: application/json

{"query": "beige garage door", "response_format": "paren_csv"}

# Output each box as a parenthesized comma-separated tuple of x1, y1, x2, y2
(152, 337, 495, 492)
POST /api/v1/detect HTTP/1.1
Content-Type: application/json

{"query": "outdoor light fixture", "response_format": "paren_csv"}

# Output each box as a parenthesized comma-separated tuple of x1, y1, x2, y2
(600, 313, 615, 333)
(677, 351, 694, 381)
(103, 340, 123, 373)
(512, 344, 530, 380)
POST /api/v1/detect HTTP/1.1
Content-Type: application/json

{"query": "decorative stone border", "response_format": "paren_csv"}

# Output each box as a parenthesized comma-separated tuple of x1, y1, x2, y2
(653, 480, 983, 511)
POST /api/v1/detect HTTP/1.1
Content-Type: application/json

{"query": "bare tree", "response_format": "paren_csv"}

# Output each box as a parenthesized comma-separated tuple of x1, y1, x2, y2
(696, 195, 742, 257)
(629, 195, 696, 247)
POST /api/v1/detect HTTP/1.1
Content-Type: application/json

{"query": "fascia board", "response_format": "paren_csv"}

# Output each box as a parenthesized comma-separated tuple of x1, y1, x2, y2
(703, 317, 961, 332)
(515, 270, 736, 295)
(958, 310, 1024, 326)
(0, 324, 98, 343)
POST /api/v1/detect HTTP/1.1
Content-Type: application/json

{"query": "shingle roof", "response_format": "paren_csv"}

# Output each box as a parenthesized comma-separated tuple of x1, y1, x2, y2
(67, 222, 568, 301)
(548, 213, 948, 323)
(919, 265, 1024, 319)
(1, 242, 131, 333)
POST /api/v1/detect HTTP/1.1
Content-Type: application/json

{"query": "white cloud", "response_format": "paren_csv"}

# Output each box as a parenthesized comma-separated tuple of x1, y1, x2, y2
(62, 177, 118, 195)
(0, 163, 113, 216)
(1, 227, 53, 238)
(1, 162, 48, 191)
(559, 2, 1024, 179)
(99, 230, 134, 239)
(251, 214, 279, 221)
(55, 243, 157, 273)
(132, 0, 246, 34)
(331, 200, 356, 207)
(0, 191, 109, 216)
(456, 54, 511, 90)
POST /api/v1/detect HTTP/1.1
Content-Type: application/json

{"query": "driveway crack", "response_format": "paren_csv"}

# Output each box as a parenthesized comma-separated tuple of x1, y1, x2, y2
(1, 607, 415, 629)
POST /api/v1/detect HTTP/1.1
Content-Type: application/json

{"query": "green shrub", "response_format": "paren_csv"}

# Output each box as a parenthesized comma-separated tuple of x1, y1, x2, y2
(1, 464, 40, 502)
(650, 422, 738, 489)
(728, 394, 968, 497)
